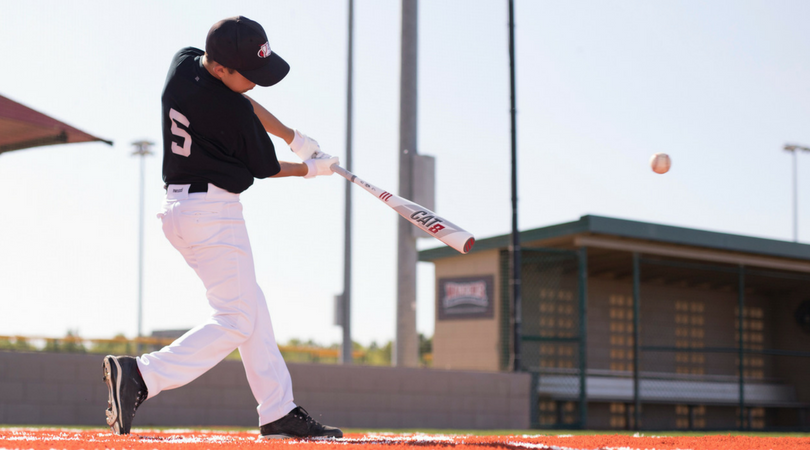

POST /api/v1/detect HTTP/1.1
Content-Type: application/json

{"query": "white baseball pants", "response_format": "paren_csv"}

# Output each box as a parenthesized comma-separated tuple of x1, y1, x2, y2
(136, 183, 296, 426)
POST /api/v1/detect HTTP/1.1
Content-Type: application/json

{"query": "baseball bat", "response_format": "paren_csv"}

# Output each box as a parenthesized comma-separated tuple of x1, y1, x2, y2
(331, 164, 475, 254)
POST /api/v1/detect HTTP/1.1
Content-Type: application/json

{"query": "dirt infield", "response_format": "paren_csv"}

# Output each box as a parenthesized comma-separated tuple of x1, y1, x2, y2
(2, 428, 810, 450)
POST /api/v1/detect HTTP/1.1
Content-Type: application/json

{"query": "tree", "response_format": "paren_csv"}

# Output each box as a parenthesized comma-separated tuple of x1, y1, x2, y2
(419, 333, 433, 367)
(0, 336, 35, 352)
(44, 330, 87, 353)
(92, 334, 133, 355)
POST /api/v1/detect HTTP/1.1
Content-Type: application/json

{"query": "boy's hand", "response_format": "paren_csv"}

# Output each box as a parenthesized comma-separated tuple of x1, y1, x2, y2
(304, 157, 339, 179)
(290, 130, 332, 160)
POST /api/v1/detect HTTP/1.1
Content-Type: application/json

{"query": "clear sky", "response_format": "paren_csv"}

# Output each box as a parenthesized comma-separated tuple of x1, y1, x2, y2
(1, 1, 809, 347)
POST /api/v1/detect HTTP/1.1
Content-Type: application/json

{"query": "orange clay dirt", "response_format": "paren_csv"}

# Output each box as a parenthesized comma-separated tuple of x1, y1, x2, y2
(1, 428, 809, 450)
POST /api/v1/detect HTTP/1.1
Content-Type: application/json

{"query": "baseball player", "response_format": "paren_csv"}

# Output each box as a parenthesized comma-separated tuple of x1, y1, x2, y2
(102, 16, 342, 439)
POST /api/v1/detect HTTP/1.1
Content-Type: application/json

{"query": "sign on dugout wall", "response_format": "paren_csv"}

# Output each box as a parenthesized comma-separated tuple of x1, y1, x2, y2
(437, 275, 495, 320)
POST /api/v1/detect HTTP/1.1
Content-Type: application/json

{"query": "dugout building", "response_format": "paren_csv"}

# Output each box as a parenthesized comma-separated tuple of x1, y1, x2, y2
(420, 215, 810, 431)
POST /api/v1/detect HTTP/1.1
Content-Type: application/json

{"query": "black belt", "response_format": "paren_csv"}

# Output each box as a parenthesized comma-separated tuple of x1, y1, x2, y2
(188, 182, 209, 193)
(164, 182, 209, 193)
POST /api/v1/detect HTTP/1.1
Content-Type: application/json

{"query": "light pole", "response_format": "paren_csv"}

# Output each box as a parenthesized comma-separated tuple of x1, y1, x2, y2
(508, 0, 521, 372)
(341, 0, 354, 365)
(132, 140, 154, 353)
(784, 143, 810, 242)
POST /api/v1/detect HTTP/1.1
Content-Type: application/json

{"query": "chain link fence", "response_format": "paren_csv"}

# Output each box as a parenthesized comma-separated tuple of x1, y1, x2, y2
(507, 247, 810, 431)
(636, 257, 810, 431)
(518, 248, 587, 428)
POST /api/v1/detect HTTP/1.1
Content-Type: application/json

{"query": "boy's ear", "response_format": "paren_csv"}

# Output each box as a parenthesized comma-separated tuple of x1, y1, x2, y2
(211, 64, 225, 77)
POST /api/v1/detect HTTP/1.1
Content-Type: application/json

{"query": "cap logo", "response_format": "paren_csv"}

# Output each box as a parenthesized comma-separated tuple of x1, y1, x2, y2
(258, 42, 271, 58)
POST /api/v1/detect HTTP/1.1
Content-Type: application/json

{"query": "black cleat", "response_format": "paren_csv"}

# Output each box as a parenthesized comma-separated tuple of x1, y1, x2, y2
(259, 406, 343, 439)
(102, 355, 148, 435)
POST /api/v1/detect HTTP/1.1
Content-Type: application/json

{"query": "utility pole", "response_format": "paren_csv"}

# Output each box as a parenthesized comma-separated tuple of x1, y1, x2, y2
(396, 0, 419, 367)
(131, 140, 153, 353)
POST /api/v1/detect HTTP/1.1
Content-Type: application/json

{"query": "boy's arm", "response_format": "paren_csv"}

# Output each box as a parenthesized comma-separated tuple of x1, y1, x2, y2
(270, 161, 308, 178)
(271, 159, 339, 179)
(244, 94, 329, 161)
(244, 94, 294, 144)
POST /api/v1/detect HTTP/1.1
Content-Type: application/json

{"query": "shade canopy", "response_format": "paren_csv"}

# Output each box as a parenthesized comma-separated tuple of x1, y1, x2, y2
(0, 93, 112, 154)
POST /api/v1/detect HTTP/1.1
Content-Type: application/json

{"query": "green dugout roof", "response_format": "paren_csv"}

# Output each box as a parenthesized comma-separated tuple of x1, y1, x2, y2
(419, 215, 810, 262)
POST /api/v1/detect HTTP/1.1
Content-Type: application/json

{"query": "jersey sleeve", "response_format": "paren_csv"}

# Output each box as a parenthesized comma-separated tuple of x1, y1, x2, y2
(236, 111, 282, 179)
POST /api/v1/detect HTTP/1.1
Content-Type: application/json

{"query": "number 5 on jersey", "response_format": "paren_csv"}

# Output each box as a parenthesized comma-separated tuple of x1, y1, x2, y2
(169, 108, 192, 157)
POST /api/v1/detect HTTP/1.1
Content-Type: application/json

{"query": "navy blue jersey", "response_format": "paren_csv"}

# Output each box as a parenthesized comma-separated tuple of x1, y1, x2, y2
(161, 47, 281, 193)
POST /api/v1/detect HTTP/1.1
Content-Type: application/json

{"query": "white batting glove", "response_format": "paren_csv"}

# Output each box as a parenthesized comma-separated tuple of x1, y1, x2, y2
(304, 156, 339, 179)
(289, 130, 332, 161)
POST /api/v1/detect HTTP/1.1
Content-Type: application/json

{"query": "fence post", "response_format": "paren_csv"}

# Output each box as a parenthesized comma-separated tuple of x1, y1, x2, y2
(578, 247, 588, 428)
(632, 252, 641, 430)
(738, 264, 746, 430)
(530, 372, 539, 428)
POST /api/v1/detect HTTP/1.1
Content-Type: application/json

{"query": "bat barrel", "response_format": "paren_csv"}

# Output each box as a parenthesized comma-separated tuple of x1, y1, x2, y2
(438, 231, 475, 254)
(464, 237, 475, 253)
(331, 164, 475, 255)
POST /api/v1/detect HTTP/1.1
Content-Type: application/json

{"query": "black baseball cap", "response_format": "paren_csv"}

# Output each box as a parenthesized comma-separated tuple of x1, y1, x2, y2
(205, 16, 290, 87)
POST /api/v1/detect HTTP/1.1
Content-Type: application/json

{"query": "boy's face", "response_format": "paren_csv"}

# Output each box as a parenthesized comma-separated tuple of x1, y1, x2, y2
(219, 69, 256, 94)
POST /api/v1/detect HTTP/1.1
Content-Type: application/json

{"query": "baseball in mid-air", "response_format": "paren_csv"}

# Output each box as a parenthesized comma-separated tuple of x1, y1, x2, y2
(650, 153, 671, 174)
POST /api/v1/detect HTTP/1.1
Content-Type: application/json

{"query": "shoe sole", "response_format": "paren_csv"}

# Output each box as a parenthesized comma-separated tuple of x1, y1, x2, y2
(102, 355, 123, 434)
(258, 434, 292, 440)
(258, 435, 340, 440)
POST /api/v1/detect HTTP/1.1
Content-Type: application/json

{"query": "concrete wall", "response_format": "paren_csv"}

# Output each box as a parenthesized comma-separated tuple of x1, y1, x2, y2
(0, 351, 531, 430)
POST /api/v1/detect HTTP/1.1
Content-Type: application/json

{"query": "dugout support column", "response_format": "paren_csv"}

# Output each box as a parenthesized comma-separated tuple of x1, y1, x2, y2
(632, 252, 641, 430)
